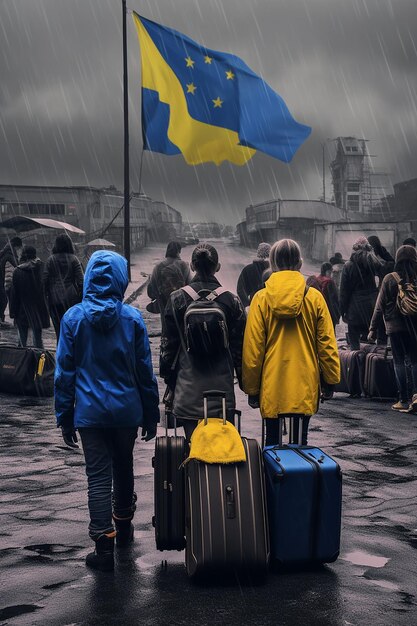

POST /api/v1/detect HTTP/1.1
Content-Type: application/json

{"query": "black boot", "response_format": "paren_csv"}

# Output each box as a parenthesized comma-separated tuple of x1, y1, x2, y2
(114, 518, 134, 548)
(85, 532, 115, 571)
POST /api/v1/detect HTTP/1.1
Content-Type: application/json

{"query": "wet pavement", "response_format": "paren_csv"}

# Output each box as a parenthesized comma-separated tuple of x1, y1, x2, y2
(1, 240, 417, 625)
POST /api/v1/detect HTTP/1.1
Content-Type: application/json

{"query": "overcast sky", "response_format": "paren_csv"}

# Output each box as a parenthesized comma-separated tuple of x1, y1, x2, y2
(1, 0, 416, 224)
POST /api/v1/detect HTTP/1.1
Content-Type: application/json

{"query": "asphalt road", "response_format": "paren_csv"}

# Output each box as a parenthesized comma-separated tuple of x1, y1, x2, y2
(1, 240, 417, 625)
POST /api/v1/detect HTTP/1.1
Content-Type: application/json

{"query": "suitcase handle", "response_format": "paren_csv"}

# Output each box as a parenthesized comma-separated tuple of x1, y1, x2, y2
(262, 416, 303, 447)
(203, 390, 227, 399)
(203, 391, 227, 425)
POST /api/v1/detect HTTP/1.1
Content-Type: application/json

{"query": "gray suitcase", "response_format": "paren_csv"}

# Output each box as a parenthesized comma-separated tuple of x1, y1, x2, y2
(185, 391, 270, 579)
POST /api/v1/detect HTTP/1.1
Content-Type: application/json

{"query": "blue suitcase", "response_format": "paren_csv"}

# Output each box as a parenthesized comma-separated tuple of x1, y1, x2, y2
(263, 418, 342, 565)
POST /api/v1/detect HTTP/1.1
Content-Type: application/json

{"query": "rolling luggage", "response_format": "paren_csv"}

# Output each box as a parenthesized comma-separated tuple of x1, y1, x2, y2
(0, 345, 55, 397)
(185, 391, 269, 578)
(334, 348, 364, 396)
(363, 348, 397, 399)
(263, 417, 342, 566)
(152, 408, 187, 551)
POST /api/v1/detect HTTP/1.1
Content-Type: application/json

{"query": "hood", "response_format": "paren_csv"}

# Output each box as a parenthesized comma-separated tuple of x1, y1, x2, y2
(18, 259, 42, 272)
(82, 250, 128, 331)
(264, 270, 307, 318)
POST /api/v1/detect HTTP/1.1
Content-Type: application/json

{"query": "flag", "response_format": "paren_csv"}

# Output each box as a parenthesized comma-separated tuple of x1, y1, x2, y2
(133, 13, 311, 166)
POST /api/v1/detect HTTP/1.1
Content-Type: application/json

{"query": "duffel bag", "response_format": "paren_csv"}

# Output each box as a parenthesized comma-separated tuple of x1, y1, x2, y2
(0, 345, 55, 397)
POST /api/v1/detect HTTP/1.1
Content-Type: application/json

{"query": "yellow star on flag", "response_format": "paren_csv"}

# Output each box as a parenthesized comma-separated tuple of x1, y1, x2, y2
(225, 70, 235, 80)
(213, 97, 223, 108)
(204, 55, 213, 64)
(186, 83, 197, 95)
(185, 56, 195, 68)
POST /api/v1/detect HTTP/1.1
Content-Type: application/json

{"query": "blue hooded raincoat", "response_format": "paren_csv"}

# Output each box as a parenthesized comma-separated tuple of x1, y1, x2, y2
(55, 250, 160, 430)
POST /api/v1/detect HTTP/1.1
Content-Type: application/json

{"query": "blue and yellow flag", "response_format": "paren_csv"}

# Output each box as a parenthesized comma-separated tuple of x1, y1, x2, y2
(133, 14, 311, 166)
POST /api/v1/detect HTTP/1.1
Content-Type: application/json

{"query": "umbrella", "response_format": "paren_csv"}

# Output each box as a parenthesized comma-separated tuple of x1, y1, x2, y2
(85, 238, 116, 247)
(0, 215, 85, 234)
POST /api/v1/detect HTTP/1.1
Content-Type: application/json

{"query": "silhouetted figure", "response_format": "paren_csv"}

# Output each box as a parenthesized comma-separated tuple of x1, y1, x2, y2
(147, 241, 192, 330)
(340, 237, 380, 350)
(0, 236, 22, 325)
(306, 262, 340, 328)
(369, 245, 417, 412)
(43, 234, 84, 342)
(237, 242, 271, 307)
(9, 245, 50, 349)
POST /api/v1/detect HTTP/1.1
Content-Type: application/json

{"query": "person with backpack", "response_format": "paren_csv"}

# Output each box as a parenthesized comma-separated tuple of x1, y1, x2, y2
(43, 234, 84, 342)
(9, 245, 50, 348)
(243, 239, 340, 446)
(368, 235, 395, 282)
(55, 250, 160, 571)
(306, 262, 340, 328)
(237, 242, 271, 308)
(147, 241, 192, 330)
(339, 236, 381, 350)
(368, 245, 417, 413)
(160, 243, 246, 441)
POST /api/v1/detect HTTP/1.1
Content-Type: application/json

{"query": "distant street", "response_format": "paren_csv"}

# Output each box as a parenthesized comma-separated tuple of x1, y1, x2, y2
(1, 240, 417, 625)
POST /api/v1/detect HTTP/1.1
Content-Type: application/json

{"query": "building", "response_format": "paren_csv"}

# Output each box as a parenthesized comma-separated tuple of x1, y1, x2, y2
(0, 184, 182, 253)
(239, 199, 344, 256)
(312, 219, 411, 262)
(146, 198, 182, 242)
(391, 178, 417, 221)
(329, 137, 391, 217)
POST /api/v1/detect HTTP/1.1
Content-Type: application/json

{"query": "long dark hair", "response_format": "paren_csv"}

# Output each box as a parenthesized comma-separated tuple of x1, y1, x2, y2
(52, 234, 74, 254)
(395, 259, 417, 283)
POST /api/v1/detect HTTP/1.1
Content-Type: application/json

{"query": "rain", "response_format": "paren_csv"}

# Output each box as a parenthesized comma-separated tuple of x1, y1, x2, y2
(1, 1, 417, 624)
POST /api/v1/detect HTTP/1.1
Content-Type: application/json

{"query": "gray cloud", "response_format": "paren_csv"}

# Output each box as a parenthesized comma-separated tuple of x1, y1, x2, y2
(1, 0, 417, 223)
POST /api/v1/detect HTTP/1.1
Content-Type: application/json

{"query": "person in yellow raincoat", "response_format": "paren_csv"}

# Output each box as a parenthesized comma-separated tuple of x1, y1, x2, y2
(243, 239, 340, 445)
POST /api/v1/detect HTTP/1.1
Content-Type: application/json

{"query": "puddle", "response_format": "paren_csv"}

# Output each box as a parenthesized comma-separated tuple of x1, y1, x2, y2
(365, 578, 400, 591)
(341, 550, 389, 568)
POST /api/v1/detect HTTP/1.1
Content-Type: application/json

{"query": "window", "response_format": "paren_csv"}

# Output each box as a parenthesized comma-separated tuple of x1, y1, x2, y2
(345, 146, 352, 152)
(351, 146, 359, 152)
(347, 182, 361, 192)
(347, 194, 360, 212)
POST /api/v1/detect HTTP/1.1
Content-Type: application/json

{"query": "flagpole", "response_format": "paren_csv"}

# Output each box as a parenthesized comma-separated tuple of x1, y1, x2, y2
(122, 0, 131, 280)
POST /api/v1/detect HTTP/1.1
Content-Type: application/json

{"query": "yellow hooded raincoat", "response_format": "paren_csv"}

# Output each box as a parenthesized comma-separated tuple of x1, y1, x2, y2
(243, 271, 340, 418)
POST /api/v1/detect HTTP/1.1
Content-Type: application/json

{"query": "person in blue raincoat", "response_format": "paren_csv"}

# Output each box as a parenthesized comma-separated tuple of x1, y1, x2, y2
(55, 250, 160, 572)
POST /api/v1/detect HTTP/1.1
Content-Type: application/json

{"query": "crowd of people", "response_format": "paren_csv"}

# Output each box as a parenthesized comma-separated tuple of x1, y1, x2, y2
(1, 231, 416, 571)
(0, 233, 84, 347)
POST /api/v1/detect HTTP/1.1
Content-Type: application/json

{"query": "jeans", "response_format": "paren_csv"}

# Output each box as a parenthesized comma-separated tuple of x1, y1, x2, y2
(17, 324, 44, 349)
(265, 416, 311, 446)
(79, 427, 138, 539)
(390, 332, 417, 402)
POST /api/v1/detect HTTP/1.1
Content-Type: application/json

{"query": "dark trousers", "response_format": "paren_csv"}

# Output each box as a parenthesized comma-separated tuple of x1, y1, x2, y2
(390, 332, 417, 402)
(265, 416, 311, 446)
(79, 427, 138, 539)
(347, 324, 368, 350)
(0, 286, 7, 322)
(17, 324, 44, 349)
(49, 303, 67, 342)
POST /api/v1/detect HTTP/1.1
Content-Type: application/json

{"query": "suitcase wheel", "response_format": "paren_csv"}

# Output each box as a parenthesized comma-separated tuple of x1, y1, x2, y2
(151, 456, 155, 468)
